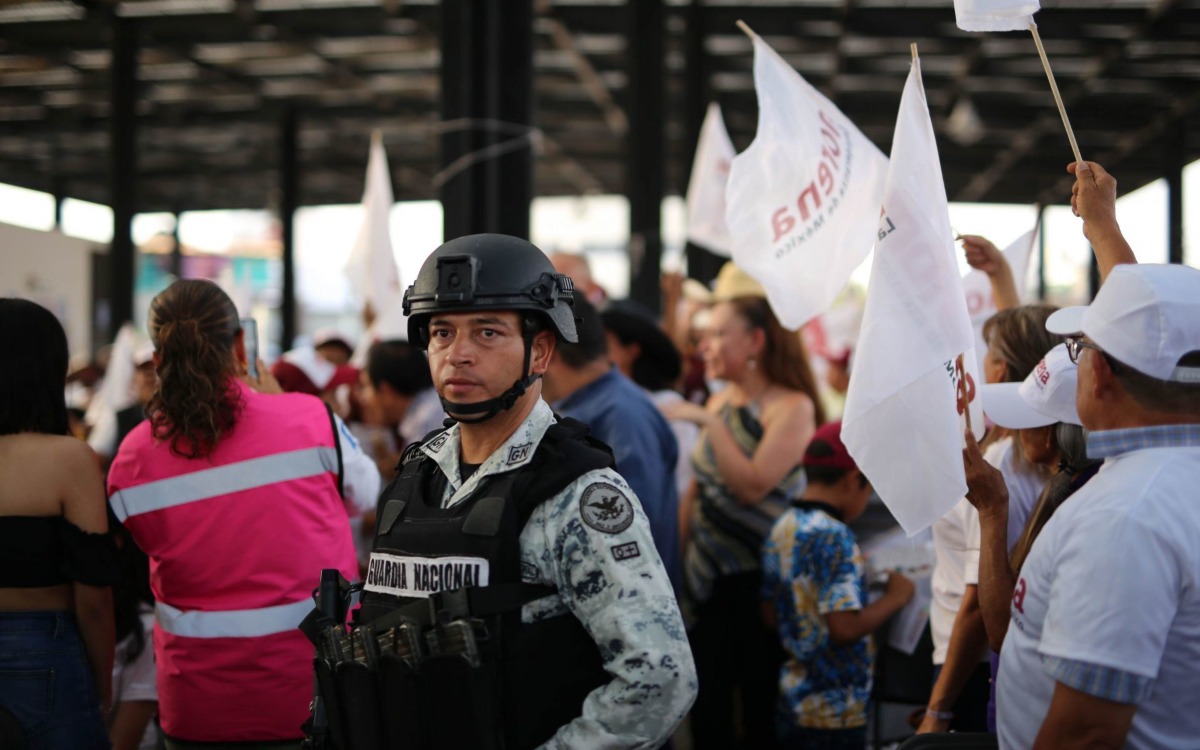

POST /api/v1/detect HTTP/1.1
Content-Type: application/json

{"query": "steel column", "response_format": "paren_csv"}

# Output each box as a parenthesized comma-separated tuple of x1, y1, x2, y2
(439, 0, 533, 240)
(627, 0, 665, 311)
(1166, 121, 1185, 265)
(108, 17, 138, 340)
(1036, 204, 1047, 301)
(682, 0, 724, 287)
(170, 211, 183, 280)
(279, 106, 298, 349)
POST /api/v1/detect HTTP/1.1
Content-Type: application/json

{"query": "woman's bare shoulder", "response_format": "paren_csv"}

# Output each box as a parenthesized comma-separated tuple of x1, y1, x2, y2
(0, 434, 99, 514)
(0, 431, 85, 458)
(762, 387, 815, 419)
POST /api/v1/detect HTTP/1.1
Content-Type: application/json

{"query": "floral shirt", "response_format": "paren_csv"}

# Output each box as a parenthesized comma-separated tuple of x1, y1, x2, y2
(762, 503, 872, 730)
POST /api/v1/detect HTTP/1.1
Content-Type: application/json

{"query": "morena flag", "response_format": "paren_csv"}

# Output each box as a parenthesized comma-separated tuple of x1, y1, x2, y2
(686, 102, 736, 258)
(724, 32, 888, 331)
(344, 131, 401, 317)
(955, 0, 1038, 32)
(842, 53, 985, 536)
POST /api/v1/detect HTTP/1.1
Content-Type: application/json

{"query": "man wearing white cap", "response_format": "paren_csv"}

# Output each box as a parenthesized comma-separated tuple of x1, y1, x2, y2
(994, 262, 1200, 750)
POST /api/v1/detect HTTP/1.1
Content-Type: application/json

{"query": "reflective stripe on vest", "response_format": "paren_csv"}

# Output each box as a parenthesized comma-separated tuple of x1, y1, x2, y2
(156, 597, 313, 639)
(111, 446, 340, 522)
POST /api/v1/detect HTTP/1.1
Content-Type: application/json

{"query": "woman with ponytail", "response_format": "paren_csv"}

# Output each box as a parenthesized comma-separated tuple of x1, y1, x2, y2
(107, 280, 378, 749)
(967, 343, 1101, 649)
(0, 298, 116, 749)
(919, 305, 1062, 735)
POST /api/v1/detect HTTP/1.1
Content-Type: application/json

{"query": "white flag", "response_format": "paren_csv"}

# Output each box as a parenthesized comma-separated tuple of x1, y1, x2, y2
(962, 227, 1037, 370)
(349, 295, 410, 367)
(842, 54, 984, 536)
(344, 131, 400, 314)
(686, 103, 736, 257)
(725, 34, 888, 331)
(955, 0, 1038, 31)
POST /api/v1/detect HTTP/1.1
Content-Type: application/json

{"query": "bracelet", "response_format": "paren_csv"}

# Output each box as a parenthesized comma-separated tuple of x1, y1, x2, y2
(925, 708, 954, 721)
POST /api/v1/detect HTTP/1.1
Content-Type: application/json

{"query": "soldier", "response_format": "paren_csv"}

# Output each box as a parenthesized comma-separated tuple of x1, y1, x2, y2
(318, 234, 696, 750)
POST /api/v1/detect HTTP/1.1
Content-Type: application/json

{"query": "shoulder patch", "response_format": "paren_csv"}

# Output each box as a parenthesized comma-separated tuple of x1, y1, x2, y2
(579, 482, 634, 534)
(611, 541, 640, 561)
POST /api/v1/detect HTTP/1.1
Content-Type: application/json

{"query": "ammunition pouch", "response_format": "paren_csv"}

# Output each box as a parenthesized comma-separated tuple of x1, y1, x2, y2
(306, 580, 548, 750)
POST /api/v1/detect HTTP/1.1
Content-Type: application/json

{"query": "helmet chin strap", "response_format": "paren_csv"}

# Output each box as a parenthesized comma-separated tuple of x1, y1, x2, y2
(440, 325, 539, 425)
(439, 373, 541, 424)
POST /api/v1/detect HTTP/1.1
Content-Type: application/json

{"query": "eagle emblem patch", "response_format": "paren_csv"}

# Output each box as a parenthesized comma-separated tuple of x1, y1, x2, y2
(579, 483, 634, 534)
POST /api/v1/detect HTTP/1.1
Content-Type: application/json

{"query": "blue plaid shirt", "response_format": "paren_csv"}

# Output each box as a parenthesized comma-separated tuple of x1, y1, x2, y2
(1087, 423, 1200, 459)
(1047, 423, 1200, 703)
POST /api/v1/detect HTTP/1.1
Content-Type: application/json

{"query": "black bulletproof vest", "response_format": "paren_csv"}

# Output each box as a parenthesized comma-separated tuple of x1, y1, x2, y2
(359, 418, 613, 750)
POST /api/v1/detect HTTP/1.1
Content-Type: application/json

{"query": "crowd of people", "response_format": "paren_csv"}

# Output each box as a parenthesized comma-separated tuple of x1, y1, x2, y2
(0, 159, 1197, 750)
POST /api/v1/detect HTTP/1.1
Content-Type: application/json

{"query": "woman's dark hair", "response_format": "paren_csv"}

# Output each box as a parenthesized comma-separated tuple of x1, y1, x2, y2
(1009, 423, 1099, 574)
(728, 296, 827, 425)
(146, 279, 244, 458)
(0, 298, 70, 436)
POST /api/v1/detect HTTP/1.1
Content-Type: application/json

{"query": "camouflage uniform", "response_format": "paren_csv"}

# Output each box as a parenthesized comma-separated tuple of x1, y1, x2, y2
(419, 399, 697, 749)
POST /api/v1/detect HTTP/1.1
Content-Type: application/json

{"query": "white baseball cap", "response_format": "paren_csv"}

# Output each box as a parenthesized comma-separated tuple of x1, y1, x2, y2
(133, 342, 156, 367)
(313, 327, 355, 351)
(982, 343, 1081, 429)
(1045, 264, 1200, 383)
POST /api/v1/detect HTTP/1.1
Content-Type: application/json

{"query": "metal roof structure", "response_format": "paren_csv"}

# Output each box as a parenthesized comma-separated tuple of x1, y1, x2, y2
(0, 0, 1196, 214)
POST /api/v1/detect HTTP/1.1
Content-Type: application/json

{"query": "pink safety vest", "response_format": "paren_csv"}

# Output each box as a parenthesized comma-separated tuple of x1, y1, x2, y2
(108, 380, 359, 742)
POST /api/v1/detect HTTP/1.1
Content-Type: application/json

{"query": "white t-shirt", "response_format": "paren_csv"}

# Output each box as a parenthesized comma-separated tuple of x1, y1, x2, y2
(930, 497, 976, 665)
(332, 412, 382, 516)
(997, 443, 1200, 750)
(931, 437, 1038, 663)
(111, 608, 158, 750)
(962, 436, 1048, 585)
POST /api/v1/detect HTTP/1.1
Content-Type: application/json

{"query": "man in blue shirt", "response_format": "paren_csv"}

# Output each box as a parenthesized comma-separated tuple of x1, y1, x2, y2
(542, 296, 682, 591)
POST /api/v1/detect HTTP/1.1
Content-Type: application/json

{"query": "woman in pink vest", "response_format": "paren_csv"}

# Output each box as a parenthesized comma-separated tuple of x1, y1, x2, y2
(108, 280, 365, 750)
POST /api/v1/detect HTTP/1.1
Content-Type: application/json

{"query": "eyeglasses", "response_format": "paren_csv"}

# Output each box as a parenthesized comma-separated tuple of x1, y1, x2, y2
(1065, 336, 1105, 365)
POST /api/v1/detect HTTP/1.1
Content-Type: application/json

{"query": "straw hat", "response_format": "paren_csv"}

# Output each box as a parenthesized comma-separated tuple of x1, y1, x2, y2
(709, 261, 767, 302)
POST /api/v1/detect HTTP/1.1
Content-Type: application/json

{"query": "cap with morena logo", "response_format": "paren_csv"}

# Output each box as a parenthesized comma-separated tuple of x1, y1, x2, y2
(982, 343, 1081, 429)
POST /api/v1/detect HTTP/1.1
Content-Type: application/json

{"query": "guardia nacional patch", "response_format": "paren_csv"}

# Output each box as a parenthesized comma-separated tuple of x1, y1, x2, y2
(579, 482, 634, 534)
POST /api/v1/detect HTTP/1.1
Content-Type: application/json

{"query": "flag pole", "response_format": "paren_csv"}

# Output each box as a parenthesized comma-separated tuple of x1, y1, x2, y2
(1028, 22, 1084, 164)
(735, 19, 757, 39)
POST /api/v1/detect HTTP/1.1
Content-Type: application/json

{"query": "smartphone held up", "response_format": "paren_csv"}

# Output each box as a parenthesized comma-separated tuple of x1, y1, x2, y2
(241, 318, 259, 379)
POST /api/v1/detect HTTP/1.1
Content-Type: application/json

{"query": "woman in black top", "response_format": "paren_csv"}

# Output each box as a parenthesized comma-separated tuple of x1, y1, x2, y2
(0, 298, 117, 749)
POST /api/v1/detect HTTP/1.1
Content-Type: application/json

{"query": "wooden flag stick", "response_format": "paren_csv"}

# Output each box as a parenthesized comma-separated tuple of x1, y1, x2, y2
(911, 42, 918, 60)
(735, 19, 756, 39)
(1028, 22, 1084, 164)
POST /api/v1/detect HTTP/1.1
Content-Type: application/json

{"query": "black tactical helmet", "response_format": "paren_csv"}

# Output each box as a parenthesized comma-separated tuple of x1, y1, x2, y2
(403, 234, 577, 348)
